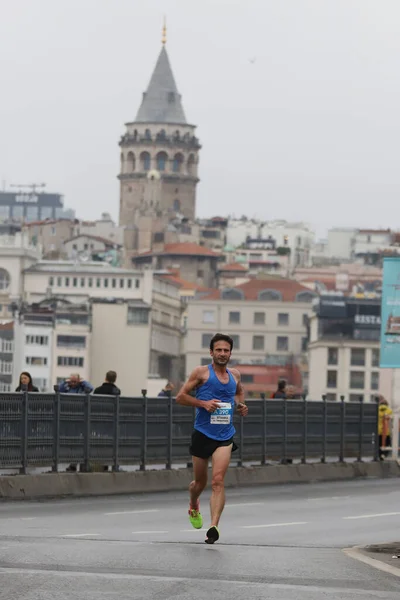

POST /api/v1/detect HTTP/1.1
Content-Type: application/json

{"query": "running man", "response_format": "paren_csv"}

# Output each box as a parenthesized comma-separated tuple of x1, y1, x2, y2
(176, 333, 248, 544)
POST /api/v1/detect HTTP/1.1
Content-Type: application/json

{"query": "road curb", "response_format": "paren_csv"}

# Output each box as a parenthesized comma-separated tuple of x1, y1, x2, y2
(0, 460, 399, 501)
(343, 546, 400, 579)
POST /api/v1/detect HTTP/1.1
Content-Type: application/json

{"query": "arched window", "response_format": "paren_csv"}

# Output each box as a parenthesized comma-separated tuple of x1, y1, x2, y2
(221, 288, 244, 301)
(173, 199, 180, 212)
(145, 129, 152, 141)
(156, 151, 168, 172)
(127, 151, 135, 172)
(295, 291, 316, 303)
(0, 268, 10, 291)
(140, 151, 151, 171)
(172, 153, 184, 173)
(120, 153, 125, 172)
(258, 289, 283, 301)
(187, 154, 196, 175)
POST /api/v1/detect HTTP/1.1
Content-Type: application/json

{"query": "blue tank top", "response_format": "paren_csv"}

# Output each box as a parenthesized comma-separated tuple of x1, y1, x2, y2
(195, 364, 236, 441)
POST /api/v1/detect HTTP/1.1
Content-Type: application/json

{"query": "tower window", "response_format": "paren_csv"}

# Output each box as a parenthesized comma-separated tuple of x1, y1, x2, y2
(140, 151, 151, 171)
(187, 154, 196, 175)
(172, 153, 184, 173)
(156, 152, 168, 172)
(145, 129, 151, 140)
(173, 199, 180, 212)
(127, 151, 135, 172)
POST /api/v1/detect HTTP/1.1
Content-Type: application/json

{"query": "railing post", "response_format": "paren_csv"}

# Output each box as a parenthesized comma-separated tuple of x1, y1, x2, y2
(20, 391, 29, 475)
(373, 396, 380, 461)
(301, 395, 308, 464)
(357, 396, 364, 462)
(238, 412, 244, 467)
(281, 399, 288, 464)
(166, 391, 173, 470)
(52, 390, 60, 473)
(140, 389, 147, 471)
(83, 392, 91, 473)
(339, 395, 346, 462)
(261, 395, 267, 465)
(321, 395, 327, 464)
(113, 394, 120, 473)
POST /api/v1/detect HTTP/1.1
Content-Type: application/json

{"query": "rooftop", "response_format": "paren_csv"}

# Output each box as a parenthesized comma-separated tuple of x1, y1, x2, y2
(218, 262, 249, 272)
(24, 260, 144, 275)
(199, 277, 316, 302)
(64, 234, 121, 247)
(136, 242, 220, 258)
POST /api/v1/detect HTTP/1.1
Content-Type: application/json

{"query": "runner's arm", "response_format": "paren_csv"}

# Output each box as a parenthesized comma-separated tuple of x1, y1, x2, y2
(176, 367, 207, 409)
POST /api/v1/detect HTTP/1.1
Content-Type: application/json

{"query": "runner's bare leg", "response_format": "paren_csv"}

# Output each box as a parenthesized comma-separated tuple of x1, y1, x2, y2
(210, 444, 232, 527)
(189, 456, 208, 508)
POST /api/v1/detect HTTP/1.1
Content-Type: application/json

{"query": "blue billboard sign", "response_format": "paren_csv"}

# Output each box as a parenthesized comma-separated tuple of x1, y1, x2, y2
(380, 257, 400, 367)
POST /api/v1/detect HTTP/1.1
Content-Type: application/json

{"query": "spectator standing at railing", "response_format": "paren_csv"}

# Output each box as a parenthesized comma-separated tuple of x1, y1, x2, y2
(158, 381, 175, 398)
(15, 372, 39, 392)
(93, 371, 121, 396)
(272, 380, 286, 399)
(58, 374, 93, 394)
(378, 397, 393, 460)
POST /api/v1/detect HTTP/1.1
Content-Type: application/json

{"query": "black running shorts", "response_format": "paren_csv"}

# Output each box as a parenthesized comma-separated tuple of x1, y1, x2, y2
(189, 429, 238, 459)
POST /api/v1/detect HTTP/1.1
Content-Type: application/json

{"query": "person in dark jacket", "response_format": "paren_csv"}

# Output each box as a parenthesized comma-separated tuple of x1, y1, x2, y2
(272, 380, 286, 399)
(93, 371, 121, 395)
(158, 381, 174, 397)
(15, 371, 39, 392)
(58, 373, 93, 394)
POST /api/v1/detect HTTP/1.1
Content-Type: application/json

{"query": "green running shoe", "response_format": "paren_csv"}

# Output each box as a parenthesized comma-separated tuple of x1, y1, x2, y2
(188, 507, 203, 529)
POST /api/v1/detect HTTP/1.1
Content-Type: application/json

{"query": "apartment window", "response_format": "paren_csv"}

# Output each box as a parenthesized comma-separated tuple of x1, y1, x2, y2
(96, 278, 101, 288)
(112, 278, 117, 288)
(350, 371, 365, 389)
(302, 313, 309, 327)
(197, 270, 204, 278)
(254, 312, 265, 325)
(301, 337, 308, 352)
(57, 277, 62, 286)
(120, 279, 124, 288)
(241, 374, 254, 383)
(203, 310, 215, 324)
(326, 393, 337, 402)
(57, 335, 86, 348)
(84, 243, 88, 250)
(104, 278, 109, 288)
(327, 370, 337, 388)
(229, 311, 240, 324)
(72, 244, 77, 250)
(0, 382, 11, 392)
(135, 279, 140, 289)
(278, 313, 289, 326)
(80, 278, 85, 287)
(371, 348, 380, 367)
(277, 336, 289, 351)
(65, 277, 70, 287)
(0, 361, 12, 374)
(351, 348, 365, 366)
(371, 371, 379, 391)
(25, 335, 48, 346)
(51, 227, 56, 236)
(253, 335, 264, 351)
(231, 334, 240, 349)
(328, 348, 338, 365)
(34, 378, 47, 391)
(1, 339, 13, 353)
(88, 278, 93, 288)
(202, 333, 213, 349)
(127, 307, 149, 325)
(73, 277, 78, 287)
(49, 276, 54, 286)
(350, 394, 364, 402)
(127, 279, 132, 289)
(26, 357, 47, 366)
(57, 356, 84, 367)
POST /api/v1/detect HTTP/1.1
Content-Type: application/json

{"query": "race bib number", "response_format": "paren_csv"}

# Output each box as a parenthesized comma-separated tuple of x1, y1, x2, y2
(210, 403, 232, 425)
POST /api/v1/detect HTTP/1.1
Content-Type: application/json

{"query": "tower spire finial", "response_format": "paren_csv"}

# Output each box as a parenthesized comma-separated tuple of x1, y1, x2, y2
(162, 17, 167, 45)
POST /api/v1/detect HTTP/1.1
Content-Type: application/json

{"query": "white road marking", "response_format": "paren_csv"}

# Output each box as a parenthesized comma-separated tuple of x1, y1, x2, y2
(241, 521, 307, 529)
(104, 509, 159, 516)
(62, 533, 101, 538)
(225, 502, 264, 508)
(343, 512, 400, 520)
(131, 530, 168, 535)
(343, 547, 400, 579)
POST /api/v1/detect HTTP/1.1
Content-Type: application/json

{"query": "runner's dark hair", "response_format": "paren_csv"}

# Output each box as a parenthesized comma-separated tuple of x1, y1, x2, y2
(210, 333, 234, 351)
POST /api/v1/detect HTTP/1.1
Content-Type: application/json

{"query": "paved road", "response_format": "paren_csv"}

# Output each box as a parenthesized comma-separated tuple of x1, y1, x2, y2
(1, 477, 400, 599)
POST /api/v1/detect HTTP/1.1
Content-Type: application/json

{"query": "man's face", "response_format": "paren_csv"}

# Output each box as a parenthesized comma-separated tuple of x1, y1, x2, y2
(69, 376, 79, 388)
(210, 341, 232, 366)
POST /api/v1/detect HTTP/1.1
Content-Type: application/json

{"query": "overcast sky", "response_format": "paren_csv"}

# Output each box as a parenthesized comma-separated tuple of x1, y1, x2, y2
(0, 0, 399, 238)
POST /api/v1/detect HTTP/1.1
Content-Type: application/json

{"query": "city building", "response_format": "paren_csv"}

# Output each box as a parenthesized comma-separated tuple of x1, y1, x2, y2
(183, 277, 316, 377)
(230, 363, 303, 398)
(119, 33, 201, 256)
(132, 242, 221, 288)
(22, 219, 76, 258)
(294, 263, 382, 295)
(74, 213, 124, 246)
(0, 321, 13, 392)
(0, 190, 74, 222)
(63, 234, 122, 261)
(308, 293, 385, 402)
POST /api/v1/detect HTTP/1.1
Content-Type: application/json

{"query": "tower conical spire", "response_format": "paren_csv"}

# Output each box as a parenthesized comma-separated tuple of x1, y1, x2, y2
(135, 41, 187, 124)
